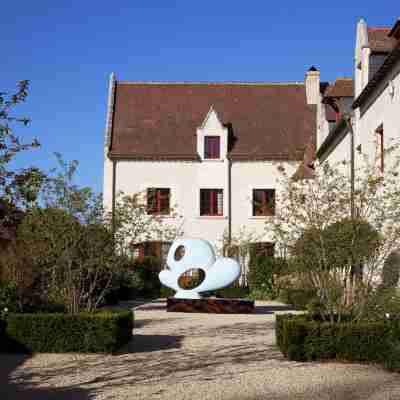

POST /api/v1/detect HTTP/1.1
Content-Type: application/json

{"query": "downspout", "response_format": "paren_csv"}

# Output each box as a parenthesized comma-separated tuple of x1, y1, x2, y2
(111, 159, 117, 238)
(227, 156, 232, 245)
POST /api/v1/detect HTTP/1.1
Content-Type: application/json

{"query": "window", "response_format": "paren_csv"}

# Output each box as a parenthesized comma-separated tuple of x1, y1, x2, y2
(204, 136, 220, 159)
(252, 189, 275, 216)
(132, 241, 171, 270)
(250, 242, 275, 265)
(147, 188, 170, 215)
(200, 189, 223, 216)
(375, 124, 384, 173)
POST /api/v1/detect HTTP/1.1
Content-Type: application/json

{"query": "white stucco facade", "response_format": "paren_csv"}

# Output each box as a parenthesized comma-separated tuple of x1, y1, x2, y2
(103, 133, 298, 252)
(318, 19, 400, 174)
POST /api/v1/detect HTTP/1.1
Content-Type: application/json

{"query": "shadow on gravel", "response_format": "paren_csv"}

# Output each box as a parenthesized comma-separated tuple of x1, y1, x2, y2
(119, 334, 184, 353)
(235, 373, 400, 400)
(254, 304, 294, 314)
(0, 354, 93, 400)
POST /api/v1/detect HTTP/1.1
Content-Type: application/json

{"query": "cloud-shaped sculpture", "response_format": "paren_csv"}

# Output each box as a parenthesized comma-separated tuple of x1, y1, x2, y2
(159, 238, 241, 299)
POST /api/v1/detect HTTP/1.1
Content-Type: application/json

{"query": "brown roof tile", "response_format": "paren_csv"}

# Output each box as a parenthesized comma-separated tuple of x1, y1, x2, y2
(109, 82, 316, 161)
(368, 27, 397, 53)
(324, 78, 354, 98)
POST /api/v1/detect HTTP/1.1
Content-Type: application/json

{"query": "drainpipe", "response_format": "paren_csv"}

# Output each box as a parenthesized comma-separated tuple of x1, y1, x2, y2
(227, 156, 232, 246)
(345, 114, 355, 220)
(111, 159, 117, 238)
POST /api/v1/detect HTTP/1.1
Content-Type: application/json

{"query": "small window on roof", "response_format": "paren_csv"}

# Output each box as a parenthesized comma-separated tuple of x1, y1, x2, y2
(204, 136, 220, 159)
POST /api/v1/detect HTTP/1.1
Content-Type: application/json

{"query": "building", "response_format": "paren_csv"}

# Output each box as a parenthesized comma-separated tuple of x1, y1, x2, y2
(103, 71, 324, 265)
(317, 18, 400, 172)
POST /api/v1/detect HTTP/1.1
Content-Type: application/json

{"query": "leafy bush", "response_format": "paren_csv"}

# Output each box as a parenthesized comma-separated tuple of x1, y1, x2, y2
(160, 286, 175, 298)
(1, 208, 120, 313)
(0, 281, 19, 313)
(279, 288, 317, 310)
(2, 309, 133, 353)
(276, 314, 398, 365)
(109, 256, 162, 301)
(216, 285, 250, 299)
(381, 252, 400, 289)
(248, 288, 272, 300)
(248, 256, 285, 299)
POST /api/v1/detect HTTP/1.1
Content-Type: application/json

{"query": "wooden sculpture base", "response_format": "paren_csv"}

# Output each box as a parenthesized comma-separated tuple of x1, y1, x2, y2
(166, 297, 255, 314)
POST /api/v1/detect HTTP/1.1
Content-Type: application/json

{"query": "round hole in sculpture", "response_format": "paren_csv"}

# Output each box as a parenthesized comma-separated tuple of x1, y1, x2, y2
(178, 268, 206, 290)
(174, 245, 185, 261)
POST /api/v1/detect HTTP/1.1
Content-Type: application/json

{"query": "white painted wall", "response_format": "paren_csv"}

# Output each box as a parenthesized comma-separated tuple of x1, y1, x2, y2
(103, 158, 297, 252)
(357, 58, 400, 168)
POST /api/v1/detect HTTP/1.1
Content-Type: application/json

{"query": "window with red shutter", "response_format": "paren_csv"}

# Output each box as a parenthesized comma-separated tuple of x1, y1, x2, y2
(200, 189, 223, 216)
(253, 189, 275, 216)
(204, 136, 220, 159)
(147, 188, 170, 215)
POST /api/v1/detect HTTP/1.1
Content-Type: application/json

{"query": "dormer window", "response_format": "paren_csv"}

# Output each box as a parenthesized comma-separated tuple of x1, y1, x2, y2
(204, 136, 220, 159)
(197, 107, 227, 161)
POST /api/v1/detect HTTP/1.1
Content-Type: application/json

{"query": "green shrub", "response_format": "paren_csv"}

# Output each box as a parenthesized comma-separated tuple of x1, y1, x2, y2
(248, 288, 273, 300)
(2, 309, 133, 353)
(216, 285, 250, 299)
(279, 288, 317, 310)
(276, 314, 397, 364)
(0, 281, 19, 313)
(160, 286, 175, 298)
(381, 252, 400, 289)
(248, 255, 282, 298)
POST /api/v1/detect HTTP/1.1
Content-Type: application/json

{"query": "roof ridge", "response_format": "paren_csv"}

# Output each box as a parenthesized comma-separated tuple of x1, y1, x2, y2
(117, 81, 305, 86)
(368, 26, 391, 31)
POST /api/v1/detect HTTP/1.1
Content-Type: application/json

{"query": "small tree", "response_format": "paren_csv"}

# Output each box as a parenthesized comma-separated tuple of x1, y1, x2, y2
(267, 143, 400, 321)
(111, 191, 184, 259)
(219, 226, 265, 287)
(3, 208, 119, 313)
(0, 81, 42, 229)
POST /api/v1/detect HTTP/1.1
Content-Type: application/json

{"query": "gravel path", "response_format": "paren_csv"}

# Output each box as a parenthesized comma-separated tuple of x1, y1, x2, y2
(1, 300, 400, 400)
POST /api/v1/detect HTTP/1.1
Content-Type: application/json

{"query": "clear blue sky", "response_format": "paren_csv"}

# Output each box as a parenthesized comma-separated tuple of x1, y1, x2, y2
(1, 1, 397, 194)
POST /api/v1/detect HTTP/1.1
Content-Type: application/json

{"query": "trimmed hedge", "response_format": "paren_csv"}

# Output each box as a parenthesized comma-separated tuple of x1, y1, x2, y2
(276, 314, 399, 364)
(1, 309, 133, 353)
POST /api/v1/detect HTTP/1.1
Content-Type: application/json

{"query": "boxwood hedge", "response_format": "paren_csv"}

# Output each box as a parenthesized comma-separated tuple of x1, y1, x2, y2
(1, 309, 133, 353)
(276, 314, 400, 365)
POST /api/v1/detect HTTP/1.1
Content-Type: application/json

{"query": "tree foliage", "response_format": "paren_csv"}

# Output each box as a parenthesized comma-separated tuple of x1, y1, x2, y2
(267, 143, 400, 320)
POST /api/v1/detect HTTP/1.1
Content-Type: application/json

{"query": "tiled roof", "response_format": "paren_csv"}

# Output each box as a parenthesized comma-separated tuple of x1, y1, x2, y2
(324, 78, 354, 98)
(108, 82, 316, 161)
(368, 27, 397, 53)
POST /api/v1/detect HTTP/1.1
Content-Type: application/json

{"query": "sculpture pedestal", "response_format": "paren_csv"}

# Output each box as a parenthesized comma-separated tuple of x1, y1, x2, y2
(166, 297, 255, 314)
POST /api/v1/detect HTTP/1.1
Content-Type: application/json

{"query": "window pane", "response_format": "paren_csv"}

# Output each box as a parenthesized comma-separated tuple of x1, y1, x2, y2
(159, 188, 170, 214)
(200, 189, 223, 216)
(253, 189, 275, 216)
(205, 136, 220, 159)
(147, 188, 170, 214)
(200, 189, 210, 215)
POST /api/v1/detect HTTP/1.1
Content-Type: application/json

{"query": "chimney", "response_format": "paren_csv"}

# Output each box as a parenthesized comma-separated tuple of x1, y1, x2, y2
(305, 66, 320, 105)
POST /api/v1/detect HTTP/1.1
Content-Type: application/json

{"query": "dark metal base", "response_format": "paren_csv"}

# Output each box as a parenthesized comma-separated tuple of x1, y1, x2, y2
(166, 297, 255, 314)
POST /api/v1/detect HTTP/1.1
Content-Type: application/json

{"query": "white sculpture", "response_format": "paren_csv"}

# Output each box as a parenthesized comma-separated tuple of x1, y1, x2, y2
(159, 238, 241, 299)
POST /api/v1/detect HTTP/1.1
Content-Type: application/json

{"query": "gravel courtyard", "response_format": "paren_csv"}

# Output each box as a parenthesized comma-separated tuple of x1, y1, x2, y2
(1, 300, 400, 400)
